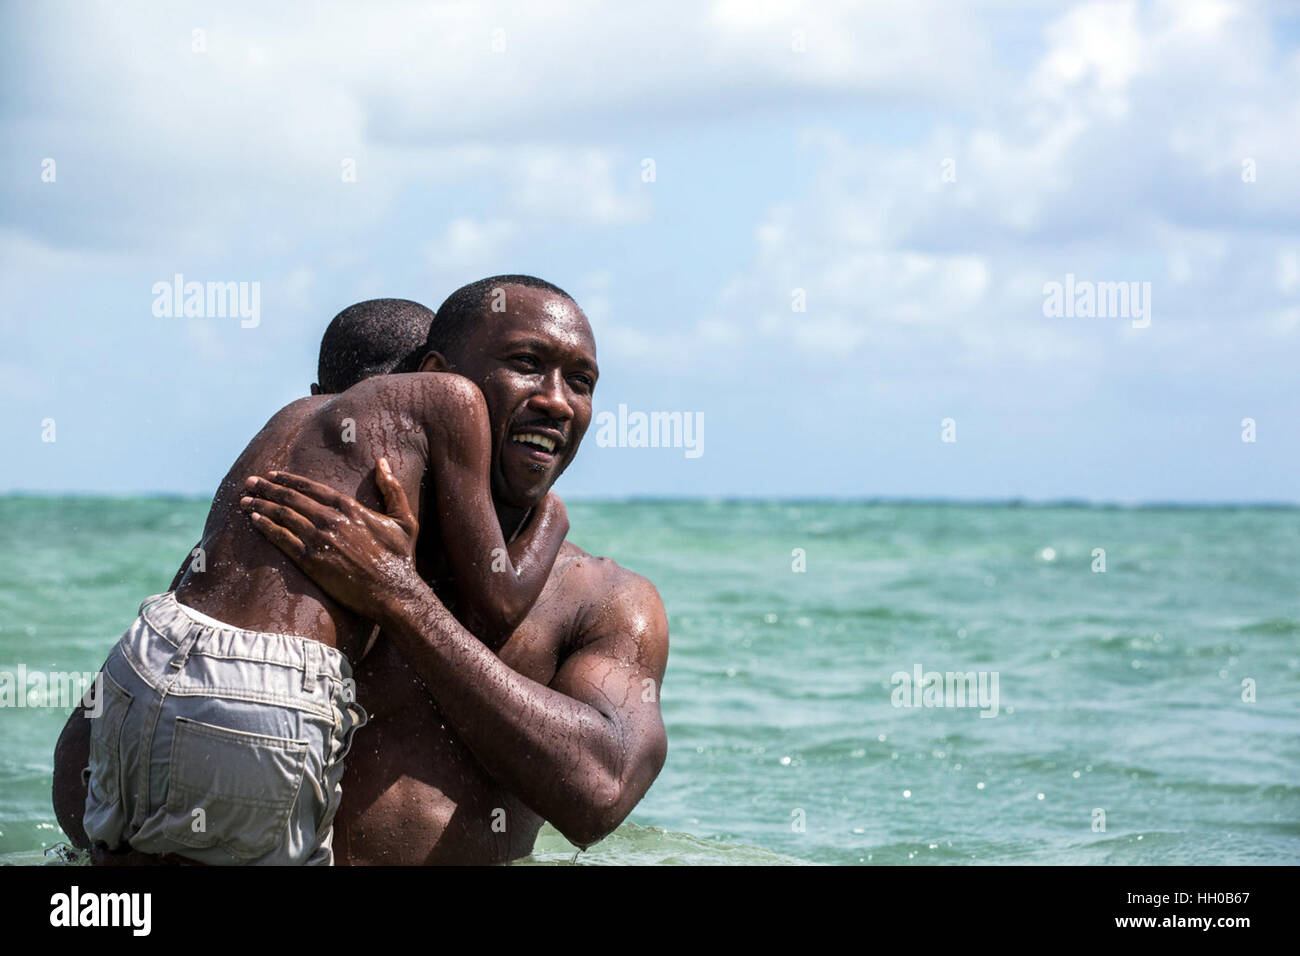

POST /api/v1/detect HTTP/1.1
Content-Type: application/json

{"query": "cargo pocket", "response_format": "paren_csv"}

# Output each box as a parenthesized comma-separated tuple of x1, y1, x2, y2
(162, 717, 310, 861)
(84, 669, 134, 839)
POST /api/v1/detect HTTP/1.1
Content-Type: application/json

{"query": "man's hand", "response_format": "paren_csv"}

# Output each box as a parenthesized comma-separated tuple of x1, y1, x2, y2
(241, 457, 421, 621)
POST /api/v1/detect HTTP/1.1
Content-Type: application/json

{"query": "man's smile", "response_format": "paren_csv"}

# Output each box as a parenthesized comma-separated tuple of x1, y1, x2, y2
(508, 424, 567, 465)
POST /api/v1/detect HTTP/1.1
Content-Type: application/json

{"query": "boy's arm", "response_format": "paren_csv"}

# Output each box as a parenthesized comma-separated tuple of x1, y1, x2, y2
(417, 374, 568, 643)
(457, 491, 568, 645)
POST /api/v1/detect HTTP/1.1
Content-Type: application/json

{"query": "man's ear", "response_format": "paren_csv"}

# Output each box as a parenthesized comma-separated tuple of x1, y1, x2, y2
(418, 350, 452, 373)
(310, 383, 321, 395)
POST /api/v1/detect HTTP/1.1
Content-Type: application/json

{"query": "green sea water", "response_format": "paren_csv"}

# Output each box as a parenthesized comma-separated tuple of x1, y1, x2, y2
(1, 497, 1297, 865)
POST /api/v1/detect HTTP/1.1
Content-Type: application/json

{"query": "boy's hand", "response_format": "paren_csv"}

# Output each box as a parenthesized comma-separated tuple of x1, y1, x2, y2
(241, 458, 421, 621)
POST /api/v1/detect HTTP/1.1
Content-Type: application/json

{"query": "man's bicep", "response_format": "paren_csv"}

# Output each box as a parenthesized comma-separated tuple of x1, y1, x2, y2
(549, 574, 669, 778)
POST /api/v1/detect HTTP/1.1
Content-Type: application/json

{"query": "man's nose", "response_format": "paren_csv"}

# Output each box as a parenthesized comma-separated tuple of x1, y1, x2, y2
(528, 368, 574, 421)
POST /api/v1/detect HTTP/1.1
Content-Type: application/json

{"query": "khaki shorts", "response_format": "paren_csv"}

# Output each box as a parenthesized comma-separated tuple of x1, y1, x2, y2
(83, 592, 367, 865)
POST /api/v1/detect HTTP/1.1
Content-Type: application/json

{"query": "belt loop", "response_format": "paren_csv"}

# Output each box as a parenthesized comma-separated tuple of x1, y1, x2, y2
(168, 626, 200, 670)
(302, 642, 316, 694)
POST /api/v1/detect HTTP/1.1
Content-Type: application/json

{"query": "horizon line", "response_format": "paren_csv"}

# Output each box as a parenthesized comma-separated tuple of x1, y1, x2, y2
(1, 491, 1296, 510)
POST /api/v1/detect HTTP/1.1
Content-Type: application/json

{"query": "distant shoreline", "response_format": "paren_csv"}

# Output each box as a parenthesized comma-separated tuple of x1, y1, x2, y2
(1, 493, 1296, 510)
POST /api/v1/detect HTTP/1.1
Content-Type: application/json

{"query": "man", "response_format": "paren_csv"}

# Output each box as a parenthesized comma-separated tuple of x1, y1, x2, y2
(54, 276, 670, 864)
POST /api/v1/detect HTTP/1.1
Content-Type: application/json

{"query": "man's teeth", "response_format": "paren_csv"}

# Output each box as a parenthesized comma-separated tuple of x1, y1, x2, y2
(512, 432, 556, 453)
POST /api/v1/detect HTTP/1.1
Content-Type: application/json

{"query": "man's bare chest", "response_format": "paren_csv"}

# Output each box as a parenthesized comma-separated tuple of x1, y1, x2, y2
(495, 611, 568, 685)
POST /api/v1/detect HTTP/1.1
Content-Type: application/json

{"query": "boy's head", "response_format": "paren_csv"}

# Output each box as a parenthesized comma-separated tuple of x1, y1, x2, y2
(312, 298, 436, 395)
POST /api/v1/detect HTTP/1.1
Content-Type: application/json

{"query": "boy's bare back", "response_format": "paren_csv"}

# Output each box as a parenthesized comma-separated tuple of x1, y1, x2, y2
(174, 373, 476, 661)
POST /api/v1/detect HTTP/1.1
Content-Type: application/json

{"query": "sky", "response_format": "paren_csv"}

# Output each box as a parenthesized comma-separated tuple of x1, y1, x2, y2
(2, 0, 1298, 502)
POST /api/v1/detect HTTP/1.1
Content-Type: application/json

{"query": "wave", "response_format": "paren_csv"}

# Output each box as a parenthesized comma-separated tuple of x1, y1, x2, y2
(514, 823, 815, 866)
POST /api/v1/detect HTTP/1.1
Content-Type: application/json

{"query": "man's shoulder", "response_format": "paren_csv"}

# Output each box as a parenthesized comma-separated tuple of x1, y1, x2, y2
(552, 542, 667, 649)
(554, 540, 653, 593)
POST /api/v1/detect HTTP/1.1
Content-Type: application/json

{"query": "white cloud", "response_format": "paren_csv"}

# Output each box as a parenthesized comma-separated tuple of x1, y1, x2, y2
(704, 0, 1300, 387)
(424, 218, 522, 272)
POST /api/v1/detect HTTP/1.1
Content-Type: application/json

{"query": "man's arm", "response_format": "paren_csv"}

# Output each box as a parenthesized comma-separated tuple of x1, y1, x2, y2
(375, 562, 668, 846)
(244, 469, 668, 846)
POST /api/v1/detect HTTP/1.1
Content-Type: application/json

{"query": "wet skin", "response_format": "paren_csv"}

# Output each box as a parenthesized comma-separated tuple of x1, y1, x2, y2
(52, 286, 669, 863)
(176, 369, 567, 661)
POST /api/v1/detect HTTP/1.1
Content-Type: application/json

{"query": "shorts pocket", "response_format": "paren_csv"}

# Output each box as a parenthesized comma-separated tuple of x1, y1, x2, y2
(162, 716, 310, 861)
(85, 669, 134, 818)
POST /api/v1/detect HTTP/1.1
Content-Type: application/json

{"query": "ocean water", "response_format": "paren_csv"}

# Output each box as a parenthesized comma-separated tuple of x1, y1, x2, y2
(1, 497, 1297, 866)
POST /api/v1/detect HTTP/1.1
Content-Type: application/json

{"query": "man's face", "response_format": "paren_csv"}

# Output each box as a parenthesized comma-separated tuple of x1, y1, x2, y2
(448, 286, 598, 509)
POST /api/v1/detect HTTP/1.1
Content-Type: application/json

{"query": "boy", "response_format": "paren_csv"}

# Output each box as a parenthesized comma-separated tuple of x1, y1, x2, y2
(83, 369, 568, 865)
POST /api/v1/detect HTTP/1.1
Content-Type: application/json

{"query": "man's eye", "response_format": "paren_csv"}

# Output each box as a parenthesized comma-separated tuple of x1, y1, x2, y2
(510, 354, 539, 370)
(570, 374, 594, 391)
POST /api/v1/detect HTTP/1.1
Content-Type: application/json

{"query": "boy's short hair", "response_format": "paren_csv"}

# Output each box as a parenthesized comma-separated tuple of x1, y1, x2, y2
(315, 298, 437, 394)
